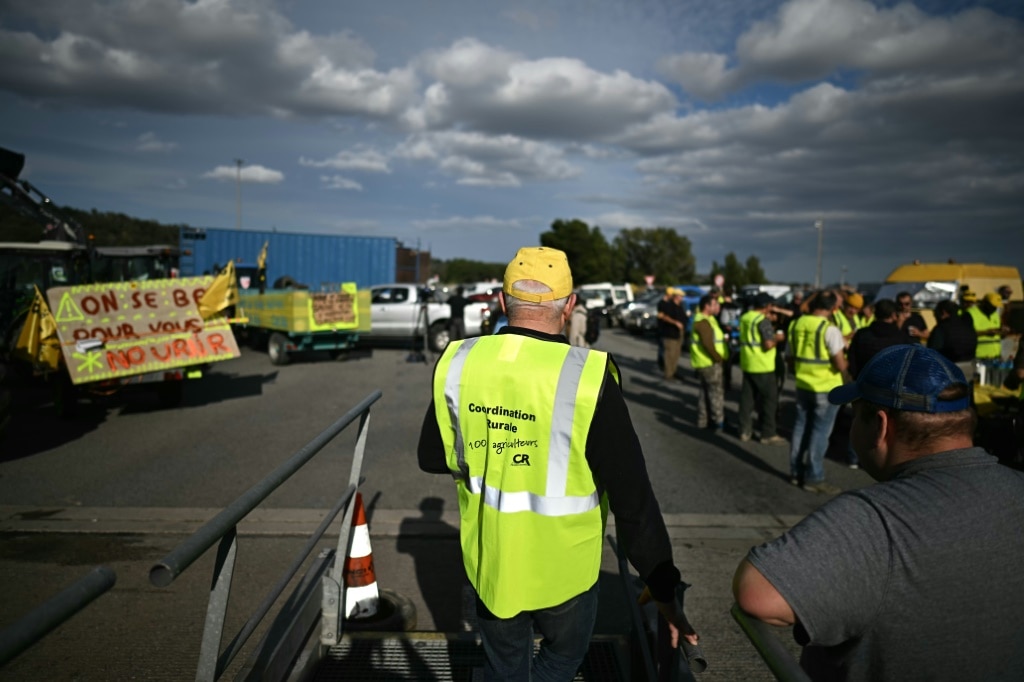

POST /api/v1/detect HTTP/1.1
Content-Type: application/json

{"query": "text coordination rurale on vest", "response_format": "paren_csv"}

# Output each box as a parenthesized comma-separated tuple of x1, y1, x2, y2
(468, 402, 536, 435)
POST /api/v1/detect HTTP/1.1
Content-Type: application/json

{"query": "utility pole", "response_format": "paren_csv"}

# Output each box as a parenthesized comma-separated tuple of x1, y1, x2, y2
(234, 158, 244, 230)
(814, 219, 824, 289)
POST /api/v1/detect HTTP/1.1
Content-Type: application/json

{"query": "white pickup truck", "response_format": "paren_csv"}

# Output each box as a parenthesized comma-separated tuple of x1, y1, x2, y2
(366, 283, 489, 351)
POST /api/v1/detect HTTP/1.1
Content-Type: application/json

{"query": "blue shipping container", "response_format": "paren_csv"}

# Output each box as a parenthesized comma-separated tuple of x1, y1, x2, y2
(179, 227, 396, 290)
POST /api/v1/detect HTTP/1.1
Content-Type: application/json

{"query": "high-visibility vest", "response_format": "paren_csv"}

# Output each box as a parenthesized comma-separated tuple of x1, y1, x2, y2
(739, 310, 775, 374)
(855, 313, 872, 329)
(832, 311, 853, 337)
(967, 307, 1001, 359)
(690, 312, 725, 369)
(788, 314, 843, 392)
(433, 335, 615, 618)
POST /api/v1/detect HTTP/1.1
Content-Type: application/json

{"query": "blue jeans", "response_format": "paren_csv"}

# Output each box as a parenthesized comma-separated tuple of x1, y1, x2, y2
(476, 581, 599, 681)
(789, 389, 840, 484)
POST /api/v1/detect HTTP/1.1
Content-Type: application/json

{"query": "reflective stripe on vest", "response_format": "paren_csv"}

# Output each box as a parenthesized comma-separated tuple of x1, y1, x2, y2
(739, 311, 775, 374)
(690, 312, 725, 369)
(789, 315, 843, 392)
(967, 307, 1001, 359)
(433, 335, 611, 617)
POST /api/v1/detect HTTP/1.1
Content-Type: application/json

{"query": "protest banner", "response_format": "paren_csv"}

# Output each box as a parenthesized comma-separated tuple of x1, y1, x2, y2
(46, 276, 241, 385)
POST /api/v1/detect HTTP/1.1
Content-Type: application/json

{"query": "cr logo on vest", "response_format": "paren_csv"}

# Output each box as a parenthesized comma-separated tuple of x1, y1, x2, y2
(512, 453, 530, 466)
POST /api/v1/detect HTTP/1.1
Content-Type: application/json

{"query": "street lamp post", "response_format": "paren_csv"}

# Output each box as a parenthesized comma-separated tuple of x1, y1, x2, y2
(234, 158, 244, 230)
(814, 219, 824, 289)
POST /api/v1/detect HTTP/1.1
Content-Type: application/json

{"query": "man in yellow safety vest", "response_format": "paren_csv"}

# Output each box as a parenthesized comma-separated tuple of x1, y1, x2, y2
(968, 292, 1004, 364)
(738, 293, 786, 444)
(417, 246, 698, 679)
(691, 294, 727, 432)
(787, 290, 849, 495)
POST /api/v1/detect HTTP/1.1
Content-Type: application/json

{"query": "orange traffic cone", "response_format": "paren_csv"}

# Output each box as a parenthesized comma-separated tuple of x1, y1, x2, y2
(343, 492, 380, 619)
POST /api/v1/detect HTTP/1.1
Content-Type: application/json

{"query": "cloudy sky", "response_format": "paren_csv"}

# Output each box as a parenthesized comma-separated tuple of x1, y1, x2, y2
(2, 0, 1022, 284)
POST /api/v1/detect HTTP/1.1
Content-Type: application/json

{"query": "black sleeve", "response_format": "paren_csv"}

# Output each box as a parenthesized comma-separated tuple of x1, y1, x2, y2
(586, 361, 680, 602)
(417, 398, 450, 474)
(847, 333, 861, 379)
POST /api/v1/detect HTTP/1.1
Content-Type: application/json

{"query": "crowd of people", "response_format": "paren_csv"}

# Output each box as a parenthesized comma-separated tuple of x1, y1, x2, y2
(653, 280, 1020, 495)
(421, 249, 1021, 680)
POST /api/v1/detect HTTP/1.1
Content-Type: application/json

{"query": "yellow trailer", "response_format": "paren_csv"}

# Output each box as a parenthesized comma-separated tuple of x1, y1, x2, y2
(235, 283, 370, 365)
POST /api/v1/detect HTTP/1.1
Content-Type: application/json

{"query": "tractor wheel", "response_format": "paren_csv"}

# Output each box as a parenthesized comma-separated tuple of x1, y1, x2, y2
(428, 322, 450, 353)
(268, 333, 291, 366)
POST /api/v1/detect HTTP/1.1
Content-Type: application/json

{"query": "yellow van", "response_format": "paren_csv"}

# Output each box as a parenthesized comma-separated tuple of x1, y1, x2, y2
(874, 261, 1022, 329)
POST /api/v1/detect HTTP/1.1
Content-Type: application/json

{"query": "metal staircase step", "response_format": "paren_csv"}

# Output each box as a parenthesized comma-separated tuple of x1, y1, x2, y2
(310, 632, 630, 681)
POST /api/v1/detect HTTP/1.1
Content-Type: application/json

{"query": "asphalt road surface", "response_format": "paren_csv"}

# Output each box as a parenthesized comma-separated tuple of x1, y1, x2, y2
(0, 326, 871, 680)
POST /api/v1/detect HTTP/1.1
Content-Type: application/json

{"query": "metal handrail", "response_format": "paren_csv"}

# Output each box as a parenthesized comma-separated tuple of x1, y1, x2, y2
(213, 483, 356, 676)
(606, 533, 657, 681)
(0, 566, 116, 667)
(149, 390, 381, 588)
(730, 603, 811, 682)
(149, 390, 382, 681)
(608, 532, 705, 681)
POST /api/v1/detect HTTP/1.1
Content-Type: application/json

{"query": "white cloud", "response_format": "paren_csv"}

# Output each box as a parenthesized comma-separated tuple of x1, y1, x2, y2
(411, 37, 677, 138)
(395, 130, 580, 186)
(659, 0, 1024, 100)
(320, 175, 363, 191)
(300, 148, 391, 173)
(203, 164, 284, 183)
(412, 215, 523, 231)
(0, 0, 416, 118)
(135, 131, 177, 152)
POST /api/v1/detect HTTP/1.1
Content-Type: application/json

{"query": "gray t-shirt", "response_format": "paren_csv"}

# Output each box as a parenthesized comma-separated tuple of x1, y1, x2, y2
(748, 447, 1024, 681)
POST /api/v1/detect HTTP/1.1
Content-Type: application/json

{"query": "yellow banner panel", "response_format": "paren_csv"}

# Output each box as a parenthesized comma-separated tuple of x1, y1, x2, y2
(47, 277, 241, 385)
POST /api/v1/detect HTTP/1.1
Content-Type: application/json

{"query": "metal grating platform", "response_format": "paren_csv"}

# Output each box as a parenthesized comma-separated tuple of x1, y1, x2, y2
(311, 632, 629, 681)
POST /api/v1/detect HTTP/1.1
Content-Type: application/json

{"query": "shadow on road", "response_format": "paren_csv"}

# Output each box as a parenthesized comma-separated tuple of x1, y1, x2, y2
(396, 497, 464, 632)
(624, 372, 794, 485)
(1, 366, 282, 461)
(1, 379, 106, 462)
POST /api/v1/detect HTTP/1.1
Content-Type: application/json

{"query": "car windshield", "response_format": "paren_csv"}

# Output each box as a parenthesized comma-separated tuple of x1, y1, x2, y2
(874, 281, 958, 309)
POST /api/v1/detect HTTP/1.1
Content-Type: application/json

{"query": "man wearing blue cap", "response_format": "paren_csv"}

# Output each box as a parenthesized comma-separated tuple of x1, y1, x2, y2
(732, 345, 1024, 680)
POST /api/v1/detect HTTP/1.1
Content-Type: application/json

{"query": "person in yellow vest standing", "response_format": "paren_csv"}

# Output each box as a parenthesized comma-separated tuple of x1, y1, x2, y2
(840, 292, 865, 342)
(417, 246, 698, 680)
(831, 290, 854, 345)
(738, 293, 787, 444)
(969, 293, 1004, 365)
(787, 290, 849, 494)
(691, 294, 727, 433)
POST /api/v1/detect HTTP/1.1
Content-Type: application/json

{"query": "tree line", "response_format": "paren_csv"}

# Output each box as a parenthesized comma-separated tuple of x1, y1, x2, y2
(1, 203, 181, 246)
(436, 218, 770, 288)
(2, 202, 771, 288)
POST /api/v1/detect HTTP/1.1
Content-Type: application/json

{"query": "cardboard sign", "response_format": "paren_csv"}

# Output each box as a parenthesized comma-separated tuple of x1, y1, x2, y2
(47, 277, 241, 385)
(311, 291, 355, 325)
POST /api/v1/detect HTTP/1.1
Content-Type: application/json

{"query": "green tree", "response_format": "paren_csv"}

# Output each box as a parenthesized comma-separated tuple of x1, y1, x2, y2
(612, 227, 696, 285)
(722, 252, 747, 290)
(0, 201, 182, 245)
(540, 219, 612, 283)
(436, 258, 505, 283)
(708, 260, 721, 286)
(744, 255, 767, 284)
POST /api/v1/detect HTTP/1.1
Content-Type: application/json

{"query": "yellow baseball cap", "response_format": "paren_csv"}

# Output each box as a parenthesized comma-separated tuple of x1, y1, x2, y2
(984, 292, 1003, 307)
(962, 290, 977, 302)
(503, 247, 574, 302)
(846, 292, 864, 310)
